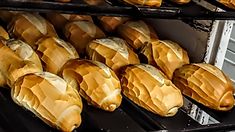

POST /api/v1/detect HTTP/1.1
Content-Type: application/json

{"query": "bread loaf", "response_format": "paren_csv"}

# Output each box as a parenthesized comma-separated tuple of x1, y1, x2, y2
(0, 71, 6, 88)
(122, 0, 162, 7)
(46, 13, 93, 30)
(171, 0, 191, 4)
(218, 0, 235, 9)
(98, 16, 129, 32)
(61, 59, 122, 112)
(8, 13, 58, 49)
(0, 11, 19, 23)
(118, 20, 158, 50)
(7, 40, 43, 71)
(173, 63, 235, 111)
(0, 39, 8, 87)
(140, 40, 189, 79)
(120, 64, 183, 117)
(12, 72, 83, 131)
(64, 21, 105, 56)
(84, 0, 106, 5)
(36, 37, 79, 74)
(0, 40, 42, 87)
(0, 26, 9, 40)
(87, 37, 140, 73)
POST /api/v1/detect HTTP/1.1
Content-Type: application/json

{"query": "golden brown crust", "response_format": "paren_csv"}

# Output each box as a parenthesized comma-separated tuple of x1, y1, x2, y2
(0, 26, 9, 40)
(140, 40, 190, 79)
(0, 40, 42, 87)
(171, 0, 191, 4)
(123, 0, 162, 7)
(46, 13, 93, 30)
(173, 63, 235, 111)
(8, 13, 58, 49)
(98, 16, 130, 32)
(218, 0, 235, 9)
(12, 72, 83, 131)
(61, 59, 122, 112)
(118, 20, 158, 50)
(0, 39, 8, 87)
(120, 64, 183, 117)
(84, 0, 106, 5)
(64, 21, 105, 56)
(6, 40, 43, 71)
(86, 37, 140, 74)
(0, 11, 20, 23)
(36, 37, 79, 74)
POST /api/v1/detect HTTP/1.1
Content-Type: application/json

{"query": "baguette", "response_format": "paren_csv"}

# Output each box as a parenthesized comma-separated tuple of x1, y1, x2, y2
(139, 40, 189, 79)
(7, 40, 43, 71)
(61, 59, 122, 112)
(171, 0, 191, 4)
(122, 0, 162, 7)
(84, 0, 106, 5)
(118, 20, 158, 50)
(87, 37, 140, 74)
(0, 40, 42, 87)
(46, 13, 93, 30)
(0, 39, 8, 87)
(0, 26, 9, 40)
(120, 64, 183, 117)
(173, 63, 235, 111)
(12, 72, 83, 131)
(64, 21, 105, 56)
(0, 11, 20, 23)
(98, 16, 129, 32)
(8, 13, 58, 49)
(36, 37, 79, 74)
(218, 0, 235, 9)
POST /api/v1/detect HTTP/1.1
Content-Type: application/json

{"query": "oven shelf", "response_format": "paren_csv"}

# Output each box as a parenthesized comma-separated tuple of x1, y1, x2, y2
(0, 0, 235, 20)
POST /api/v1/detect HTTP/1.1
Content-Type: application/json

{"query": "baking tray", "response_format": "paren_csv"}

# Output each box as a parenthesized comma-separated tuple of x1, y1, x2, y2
(0, 88, 146, 132)
(0, 0, 235, 20)
(2, 83, 234, 132)
(121, 96, 235, 132)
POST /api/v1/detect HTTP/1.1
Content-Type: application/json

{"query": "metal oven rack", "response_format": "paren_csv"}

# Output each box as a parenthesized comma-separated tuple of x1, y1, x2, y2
(0, 0, 235, 132)
(0, 0, 235, 20)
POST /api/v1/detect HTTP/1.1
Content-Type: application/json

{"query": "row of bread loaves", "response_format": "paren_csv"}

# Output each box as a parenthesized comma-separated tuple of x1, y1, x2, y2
(3, 12, 184, 120)
(0, 11, 234, 132)
(115, 19, 235, 112)
(0, 14, 84, 132)
(4, 11, 235, 115)
(0, 36, 83, 132)
(1, 12, 123, 132)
